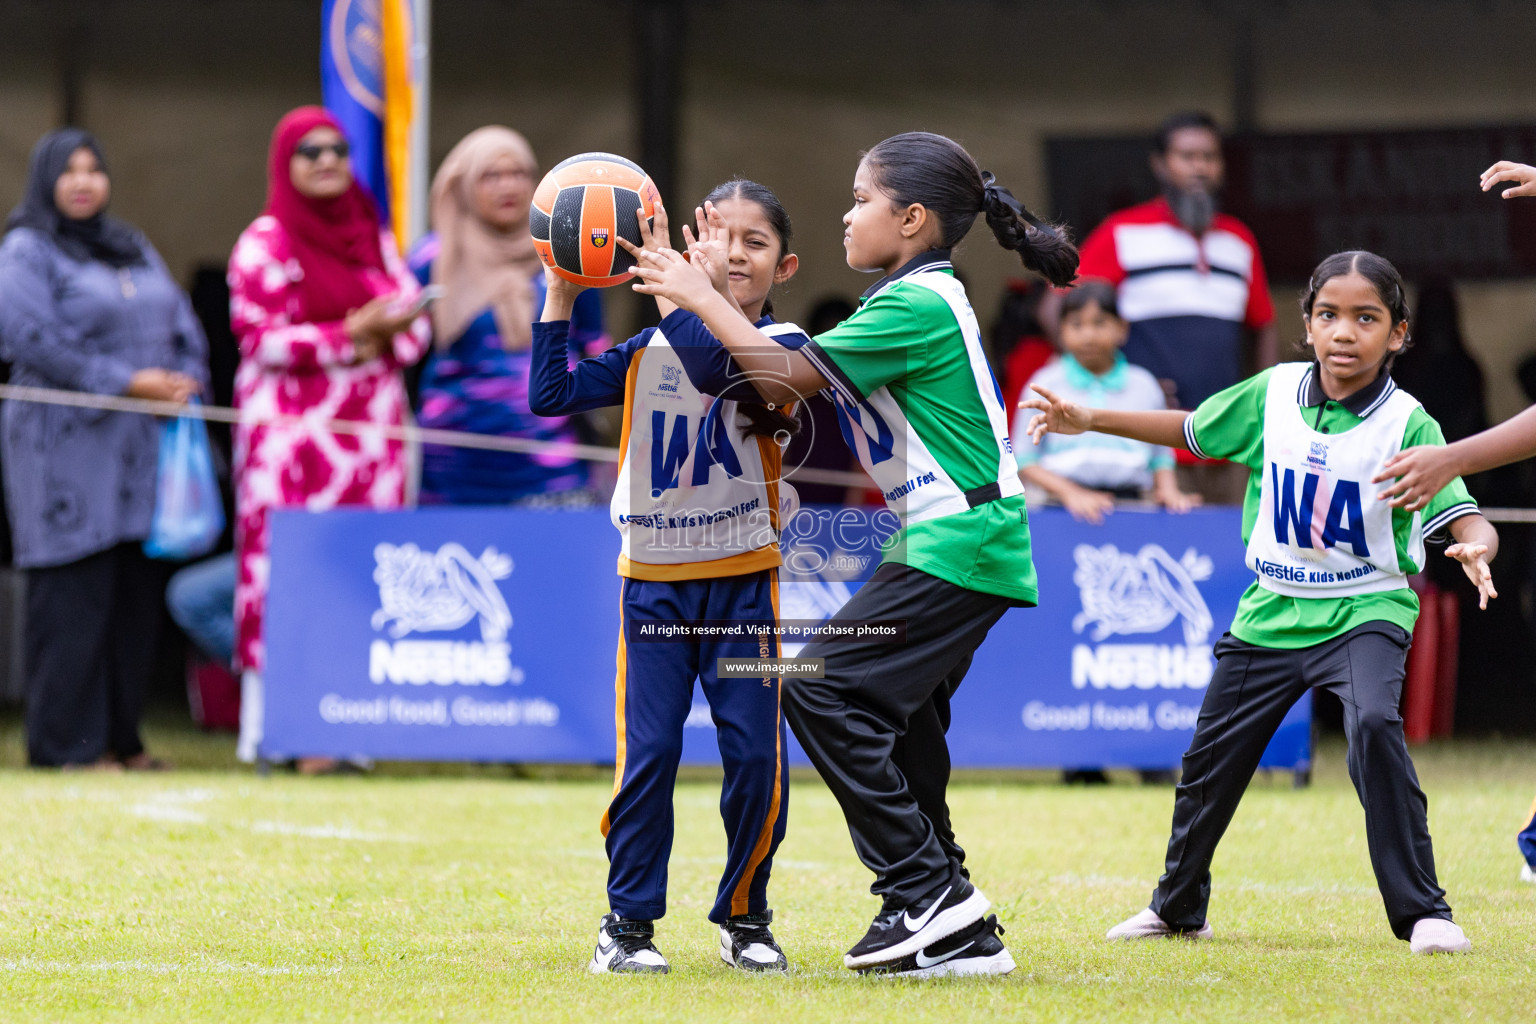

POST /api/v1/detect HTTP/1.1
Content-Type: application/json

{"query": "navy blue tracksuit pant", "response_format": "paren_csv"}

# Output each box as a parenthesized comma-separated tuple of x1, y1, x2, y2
(603, 568, 788, 925)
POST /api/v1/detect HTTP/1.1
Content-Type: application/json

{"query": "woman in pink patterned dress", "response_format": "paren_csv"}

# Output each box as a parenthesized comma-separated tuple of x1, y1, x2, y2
(228, 106, 428, 768)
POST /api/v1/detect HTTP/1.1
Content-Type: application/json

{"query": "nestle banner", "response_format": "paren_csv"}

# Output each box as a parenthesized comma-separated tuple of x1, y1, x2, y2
(263, 505, 1308, 770)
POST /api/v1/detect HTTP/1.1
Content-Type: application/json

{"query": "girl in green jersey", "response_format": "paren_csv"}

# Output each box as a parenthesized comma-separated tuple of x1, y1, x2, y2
(1024, 250, 1496, 954)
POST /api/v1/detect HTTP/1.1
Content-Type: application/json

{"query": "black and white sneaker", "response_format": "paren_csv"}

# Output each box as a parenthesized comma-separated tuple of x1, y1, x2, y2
(719, 910, 789, 972)
(588, 913, 669, 974)
(843, 873, 990, 969)
(859, 914, 1016, 979)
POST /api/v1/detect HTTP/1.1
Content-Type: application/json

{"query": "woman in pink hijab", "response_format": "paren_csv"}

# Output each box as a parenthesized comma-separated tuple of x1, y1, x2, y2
(228, 106, 429, 768)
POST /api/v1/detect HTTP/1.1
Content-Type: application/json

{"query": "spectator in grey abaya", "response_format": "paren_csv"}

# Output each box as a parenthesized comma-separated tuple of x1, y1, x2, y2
(0, 128, 208, 769)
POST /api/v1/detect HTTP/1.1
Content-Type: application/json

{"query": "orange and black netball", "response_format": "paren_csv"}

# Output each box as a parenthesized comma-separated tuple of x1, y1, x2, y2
(531, 152, 660, 288)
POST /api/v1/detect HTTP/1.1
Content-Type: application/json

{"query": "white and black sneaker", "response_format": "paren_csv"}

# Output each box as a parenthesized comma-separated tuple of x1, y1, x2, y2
(859, 914, 1015, 979)
(719, 910, 789, 972)
(589, 913, 669, 974)
(843, 873, 990, 969)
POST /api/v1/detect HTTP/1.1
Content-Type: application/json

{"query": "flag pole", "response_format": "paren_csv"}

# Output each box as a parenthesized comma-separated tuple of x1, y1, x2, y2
(408, 0, 431, 246)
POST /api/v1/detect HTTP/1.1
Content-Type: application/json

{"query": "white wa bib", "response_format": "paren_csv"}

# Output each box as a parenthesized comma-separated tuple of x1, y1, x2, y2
(1247, 363, 1422, 598)
(611, 322, 801, 567)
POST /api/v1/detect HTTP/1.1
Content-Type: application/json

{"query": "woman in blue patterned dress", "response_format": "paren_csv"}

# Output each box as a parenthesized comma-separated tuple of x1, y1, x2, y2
(408, 127, 606, 505)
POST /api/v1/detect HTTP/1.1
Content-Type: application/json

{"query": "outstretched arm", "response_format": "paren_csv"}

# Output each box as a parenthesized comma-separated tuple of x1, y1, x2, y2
(1374, 405, 1536, 510)
(625, 242, 826, 405)
(1019, 384, 1191, 449)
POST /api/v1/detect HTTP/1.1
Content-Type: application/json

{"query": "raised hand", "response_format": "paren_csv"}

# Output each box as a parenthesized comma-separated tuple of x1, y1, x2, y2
(1017, 384, 1095, 444)
(681, 201, 731, 296)
(1480, 161, 1536, 199)
(620, 241, 720, 314)
(1446, 542, 1497, 609)
(1371, 445, 1458, 511)
(634, 199, 671, 255)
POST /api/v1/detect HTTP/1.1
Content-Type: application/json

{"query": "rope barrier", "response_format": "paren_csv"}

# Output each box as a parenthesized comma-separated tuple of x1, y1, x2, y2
(0, 382, 877, 489)
(7, 382, 1536, 520)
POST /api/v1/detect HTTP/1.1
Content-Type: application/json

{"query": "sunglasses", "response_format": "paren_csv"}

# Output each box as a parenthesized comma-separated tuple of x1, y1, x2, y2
(294, 141, 350, 162)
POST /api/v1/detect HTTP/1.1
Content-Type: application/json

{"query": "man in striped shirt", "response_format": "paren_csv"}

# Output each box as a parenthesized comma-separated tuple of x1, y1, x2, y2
(1073, 112, 1278, 412)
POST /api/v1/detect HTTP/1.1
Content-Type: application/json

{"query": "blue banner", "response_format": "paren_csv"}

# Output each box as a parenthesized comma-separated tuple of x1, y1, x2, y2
(264, 505, 1309, 771)
(320, 0, 390, 219)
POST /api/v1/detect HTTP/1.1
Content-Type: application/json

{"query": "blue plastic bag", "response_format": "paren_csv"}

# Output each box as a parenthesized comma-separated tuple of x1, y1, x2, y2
(144, 398, 225, 560)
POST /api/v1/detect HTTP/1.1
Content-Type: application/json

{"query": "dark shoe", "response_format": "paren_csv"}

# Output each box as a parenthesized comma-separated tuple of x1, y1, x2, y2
(843, 873, 989, 969)
(589, 913, 668, 974)
(859, 914, 1015, 978)
(719, 910, 788, 972)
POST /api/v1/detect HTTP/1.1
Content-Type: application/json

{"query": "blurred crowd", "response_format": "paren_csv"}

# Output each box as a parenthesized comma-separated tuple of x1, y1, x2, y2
(0, 106, 1519, 770)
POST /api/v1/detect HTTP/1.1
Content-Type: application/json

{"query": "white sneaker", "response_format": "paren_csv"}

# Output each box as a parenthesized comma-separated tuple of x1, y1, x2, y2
(1106, 907, 1214, 941)
(589, 913, 669, 974)
(719, 911, 788, 972)
(1409, 917, 1471, 954)
(1520, 863, 1536, 884)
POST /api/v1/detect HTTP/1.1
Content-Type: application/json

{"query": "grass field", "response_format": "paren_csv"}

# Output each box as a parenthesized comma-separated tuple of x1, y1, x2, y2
(1, 717, 1534, 1023)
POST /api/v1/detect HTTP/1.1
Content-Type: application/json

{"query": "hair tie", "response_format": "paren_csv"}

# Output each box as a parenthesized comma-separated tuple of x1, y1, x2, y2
(980, 170, 1046, 230)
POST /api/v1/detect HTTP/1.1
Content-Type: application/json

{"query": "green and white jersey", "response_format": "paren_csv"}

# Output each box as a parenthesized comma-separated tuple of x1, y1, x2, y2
(1185, 363, 1479, 649)
(802, 251, 1037, 604)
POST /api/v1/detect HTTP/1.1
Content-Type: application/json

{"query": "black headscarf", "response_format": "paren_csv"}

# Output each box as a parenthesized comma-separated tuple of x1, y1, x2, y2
(5, 128, 145, 268)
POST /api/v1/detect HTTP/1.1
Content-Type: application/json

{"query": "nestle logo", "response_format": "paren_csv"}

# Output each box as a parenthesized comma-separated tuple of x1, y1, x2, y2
(658, 364, 683, 393)
(1307, 441, 1328, 467)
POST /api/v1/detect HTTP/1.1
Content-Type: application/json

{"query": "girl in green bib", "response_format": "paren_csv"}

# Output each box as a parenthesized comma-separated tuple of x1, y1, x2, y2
(1023, 250, 1496, 954)
(625, 132, 1076, 975)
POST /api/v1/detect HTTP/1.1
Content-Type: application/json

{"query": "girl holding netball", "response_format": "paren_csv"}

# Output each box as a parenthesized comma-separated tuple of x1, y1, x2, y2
(531, 181, 805, 975)
(625, 132, 1076, 977)
(1022, 250, 1496, 954)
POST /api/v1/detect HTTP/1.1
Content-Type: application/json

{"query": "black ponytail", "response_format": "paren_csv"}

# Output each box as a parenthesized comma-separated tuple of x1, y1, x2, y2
(863, 132, 1079, 287)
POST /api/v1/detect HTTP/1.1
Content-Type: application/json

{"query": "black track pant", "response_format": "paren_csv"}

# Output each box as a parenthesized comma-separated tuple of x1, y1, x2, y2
(26, 543, 164, 767)
(1150, 622, 1452, 940)
(783, 562, 1014, 905)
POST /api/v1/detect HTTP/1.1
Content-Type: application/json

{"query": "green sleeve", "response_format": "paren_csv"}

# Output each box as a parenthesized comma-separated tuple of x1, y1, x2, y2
(1402, 408, 1480, 541)
(801, 288, 926, 402)
(1185, 368, 1272, 467)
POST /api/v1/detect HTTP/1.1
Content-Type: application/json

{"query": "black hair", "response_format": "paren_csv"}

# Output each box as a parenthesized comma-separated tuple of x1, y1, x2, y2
(1300, 250, 1413, 367)
(700, 178, 802, 440)
(862, 132, 1078, 287)
(700, 178, 792, 320)
(1154, 111, 1221, 154)
(1060, 279, 1122, 321)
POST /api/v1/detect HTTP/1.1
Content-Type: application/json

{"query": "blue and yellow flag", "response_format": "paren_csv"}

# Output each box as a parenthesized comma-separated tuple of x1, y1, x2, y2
(320, 0, 417, 247)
